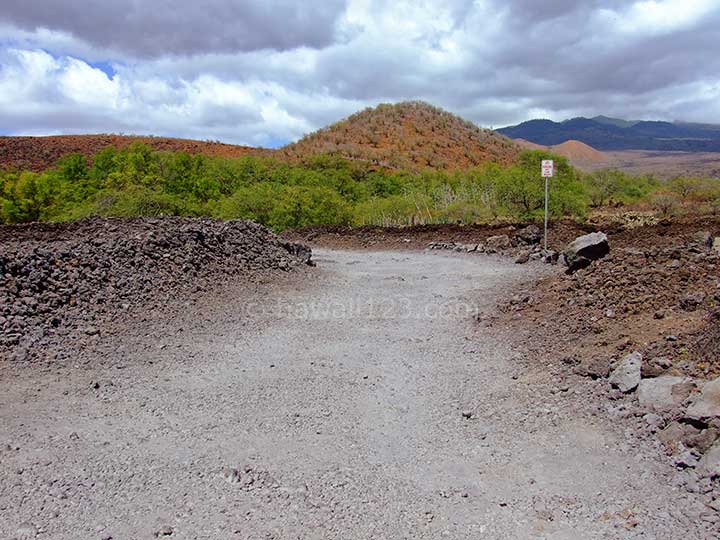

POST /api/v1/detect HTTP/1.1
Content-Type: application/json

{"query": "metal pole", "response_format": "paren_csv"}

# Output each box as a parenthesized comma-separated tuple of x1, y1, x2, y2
(544, 176, 549, 253)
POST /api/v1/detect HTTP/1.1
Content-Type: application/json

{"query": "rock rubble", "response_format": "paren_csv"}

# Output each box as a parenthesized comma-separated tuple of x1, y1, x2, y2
(1, 217, 312, 362)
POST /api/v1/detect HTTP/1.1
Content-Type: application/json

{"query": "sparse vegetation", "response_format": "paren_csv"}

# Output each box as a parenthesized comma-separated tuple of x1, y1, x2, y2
(280, 101, 520, 171)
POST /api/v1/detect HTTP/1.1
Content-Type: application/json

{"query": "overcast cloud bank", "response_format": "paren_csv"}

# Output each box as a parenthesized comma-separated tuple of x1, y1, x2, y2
(1, 0, 718, 146)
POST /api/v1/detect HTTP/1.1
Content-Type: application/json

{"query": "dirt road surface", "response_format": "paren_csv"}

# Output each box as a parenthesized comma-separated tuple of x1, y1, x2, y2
(0, 250, 711, 539)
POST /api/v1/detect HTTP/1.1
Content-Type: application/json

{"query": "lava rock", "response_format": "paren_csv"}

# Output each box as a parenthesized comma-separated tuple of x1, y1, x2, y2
(514, 224, 541, 245)
(699, 440, 720, 478)
(644, 413, 666, 432)
(14, 522, 37, 540)
(573, 357, 611, 379)
(685, 428, 720, 454)
(155, 526, 174, 537)
(514, 252, 530, 264)
(485, 235, 511, 252)
(686, 377, 720, 422)
(694, 230, 713, 248)
(679, 291, 706, 311)
(0, 217, 312, 362)
(564, 232, 609, 274)
(657, 421, 694, 454)
(608, 351, 642, 393)
(638, 376, 691, 411)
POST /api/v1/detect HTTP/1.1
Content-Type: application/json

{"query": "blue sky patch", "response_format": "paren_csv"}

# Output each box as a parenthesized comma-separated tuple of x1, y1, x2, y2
(87, 60, 116, 78)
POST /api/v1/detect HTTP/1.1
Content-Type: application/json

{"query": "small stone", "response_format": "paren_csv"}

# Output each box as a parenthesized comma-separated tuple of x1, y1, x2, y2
(222, 467, 241, 484)
(654, 311, 665, 320)
(680, 292, 706, 311)
(686, 428, 720, 454)
(84, 326, 100, 336)
(461, 410, 474, 420)
(155, 525, 174, 537)
(574, 357, 611, 379)
(655, 356, 673, 369)
(644, 413, 665, 432)
(694, 230, 713, 248)
(15, 522, 37, 540)
(673, 448, 700, 469)
(515, 224, 541, 245)
(657, 422, 687, 454)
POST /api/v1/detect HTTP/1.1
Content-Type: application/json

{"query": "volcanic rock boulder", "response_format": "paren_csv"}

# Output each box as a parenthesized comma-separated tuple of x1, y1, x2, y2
(485, 235, 511, 253)
(686, 377, 720, 422)
(700, 442, 720, 477)
(679, 292, 706, 311)
(694, 230, 713, 248)
(609, 351, 642, 393)
(514, 224, 541, 245)
(637, 376, 692, 411)
(281, 241, 313, 265)
(514, 252, 530, 264)
(564, 232, 609, 274)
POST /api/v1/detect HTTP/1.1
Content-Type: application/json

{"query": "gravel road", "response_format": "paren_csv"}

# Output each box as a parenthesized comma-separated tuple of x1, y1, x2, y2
(0, 249, 711, 539)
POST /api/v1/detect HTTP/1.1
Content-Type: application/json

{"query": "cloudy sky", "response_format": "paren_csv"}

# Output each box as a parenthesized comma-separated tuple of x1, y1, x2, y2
(1, 0, 719, 146)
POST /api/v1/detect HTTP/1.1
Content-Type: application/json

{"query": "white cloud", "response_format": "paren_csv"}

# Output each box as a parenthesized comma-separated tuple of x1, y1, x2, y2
(57, 57, 122, 108)
(0, 0, 719, 142)
(0, 49, 331, 145)
(607, 0, 718, 35)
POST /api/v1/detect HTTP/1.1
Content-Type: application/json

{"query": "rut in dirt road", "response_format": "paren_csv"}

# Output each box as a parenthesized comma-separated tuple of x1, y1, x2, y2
(0, 250, 711, 539)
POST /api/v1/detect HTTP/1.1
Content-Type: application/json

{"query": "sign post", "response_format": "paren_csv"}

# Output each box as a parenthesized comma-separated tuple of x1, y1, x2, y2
(541, 160, 554, 253)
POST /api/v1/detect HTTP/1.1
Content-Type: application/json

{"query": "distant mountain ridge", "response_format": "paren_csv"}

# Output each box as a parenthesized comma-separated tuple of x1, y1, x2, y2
(498, 116, 720, 152)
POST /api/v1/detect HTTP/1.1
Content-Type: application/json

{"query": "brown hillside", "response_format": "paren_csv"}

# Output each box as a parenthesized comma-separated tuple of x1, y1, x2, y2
(512, 138, 610, 167)
(551, 140, 609, 164)
(514, 138, 547, 150)
(0, 134, 271, 172)
(280, 101, 520, 170)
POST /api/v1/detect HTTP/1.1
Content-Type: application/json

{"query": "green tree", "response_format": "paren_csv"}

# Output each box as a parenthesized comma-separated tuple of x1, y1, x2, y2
(585, 169, 624, 207)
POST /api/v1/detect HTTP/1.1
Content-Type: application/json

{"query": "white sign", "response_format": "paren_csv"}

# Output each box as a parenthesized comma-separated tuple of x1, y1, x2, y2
(541, 160, 554, 178)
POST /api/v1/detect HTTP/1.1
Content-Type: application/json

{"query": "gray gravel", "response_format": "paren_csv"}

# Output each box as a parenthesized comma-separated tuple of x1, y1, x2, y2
(0, 249, 712, 539)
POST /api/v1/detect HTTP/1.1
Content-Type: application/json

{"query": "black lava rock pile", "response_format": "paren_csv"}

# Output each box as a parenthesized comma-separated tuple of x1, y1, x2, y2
(0, 217, 312, 361)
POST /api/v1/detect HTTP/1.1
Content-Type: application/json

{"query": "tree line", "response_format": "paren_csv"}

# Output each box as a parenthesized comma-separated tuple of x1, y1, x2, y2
(1, 143, 718, 229)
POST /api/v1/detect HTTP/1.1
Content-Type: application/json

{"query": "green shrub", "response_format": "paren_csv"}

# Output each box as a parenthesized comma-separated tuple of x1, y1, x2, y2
(1, 143, 715, 229)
